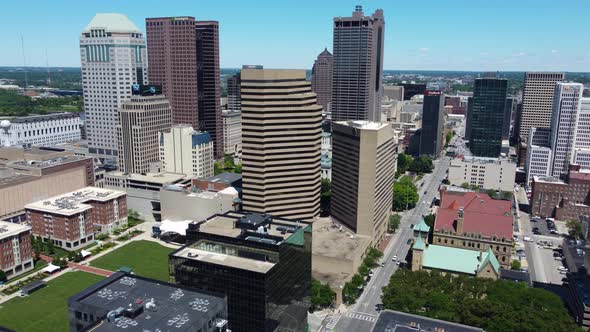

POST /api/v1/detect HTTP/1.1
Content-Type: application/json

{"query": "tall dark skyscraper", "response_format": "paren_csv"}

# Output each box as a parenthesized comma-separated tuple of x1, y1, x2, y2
(420, 91, 445, 157)
(146, 16, 198, 128)
(467, 78, 508, 157)
(227, 72, 241, 111)
(332, 6, 384, 122)
(196, 21, 223, 158)
(311, 48, 333, 114)
(503, 97, 517, 141)
(146, 17, 223, 159)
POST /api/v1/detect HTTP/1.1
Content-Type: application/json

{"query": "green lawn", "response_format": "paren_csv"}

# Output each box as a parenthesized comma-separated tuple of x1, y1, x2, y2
(90, 240, 173, 281)
(0, 271, 103, 332)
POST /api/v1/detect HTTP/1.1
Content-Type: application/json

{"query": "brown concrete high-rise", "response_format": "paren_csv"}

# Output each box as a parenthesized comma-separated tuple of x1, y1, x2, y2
(146, 17, 223, 158)
(196, 21, 223, 159)
(311, 48, 333, 114)
(146, 17, 198, 128)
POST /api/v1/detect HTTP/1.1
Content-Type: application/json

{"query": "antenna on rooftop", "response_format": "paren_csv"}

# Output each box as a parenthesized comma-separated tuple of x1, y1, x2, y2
(20, 34, 28, 91)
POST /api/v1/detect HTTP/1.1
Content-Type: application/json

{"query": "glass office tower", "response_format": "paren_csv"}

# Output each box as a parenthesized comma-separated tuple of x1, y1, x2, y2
(468, 78, 508, 157)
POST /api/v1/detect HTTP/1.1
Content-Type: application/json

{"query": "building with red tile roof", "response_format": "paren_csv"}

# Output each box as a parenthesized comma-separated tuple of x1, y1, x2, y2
(433, 190, 514, 267)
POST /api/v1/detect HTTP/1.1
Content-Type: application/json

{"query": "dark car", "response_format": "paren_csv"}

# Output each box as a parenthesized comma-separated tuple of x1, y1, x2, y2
(407, 239, 413, 245)
(423, 190, 427, 194)
(532, 227, 540, 232)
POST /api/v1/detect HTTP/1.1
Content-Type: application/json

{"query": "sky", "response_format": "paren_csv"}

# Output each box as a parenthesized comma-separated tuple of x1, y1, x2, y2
(1, 0, 589, 72)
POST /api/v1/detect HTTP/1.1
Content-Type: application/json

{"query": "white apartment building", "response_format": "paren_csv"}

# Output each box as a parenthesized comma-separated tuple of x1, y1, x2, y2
(525, 127, 552, 187)
(80, 13, 148, 159)
(549, 83, 583, 177)
(573, 98, 590, 168)
(448, 156, 516, 191)
(0, 113, 82, 147)
(159, 125, 214, 179)
(321, 131, 332, 180)
(221, 109, 241, 156)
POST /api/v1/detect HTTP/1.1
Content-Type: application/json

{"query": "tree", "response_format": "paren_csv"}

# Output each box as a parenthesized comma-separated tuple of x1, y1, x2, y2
(234, 163, 242, 173)
(397, 153, 413, 176)
(0, 269, 6, 282)
(214, 162, 223, 175)
(409, 156, 434, 174)
(461, 182, 470, 189)
(442, 178, 450, 185)
(424, 214, 436, 228)
(46, 238, 55, 255)
(469, 184, 480, 191)
(393, 180, 419, 211)
(567, 219, 584, 239)
(511, 260, 521, 270)
(311, 279, 336, 311)
(485, 189, 497, 198)
(389, 214, 401, 233)
(320, 178, 332, 217)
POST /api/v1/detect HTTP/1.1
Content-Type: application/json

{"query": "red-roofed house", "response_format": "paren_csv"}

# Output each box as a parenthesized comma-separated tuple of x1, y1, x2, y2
(433, 190, 514, 267)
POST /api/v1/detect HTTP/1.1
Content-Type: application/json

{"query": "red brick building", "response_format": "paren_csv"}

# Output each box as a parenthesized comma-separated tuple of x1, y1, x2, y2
(530, 164, 590, 220)
(433, 190, 514, 267)
(0, 221, 33, 280)
(25, 187, 127, 250)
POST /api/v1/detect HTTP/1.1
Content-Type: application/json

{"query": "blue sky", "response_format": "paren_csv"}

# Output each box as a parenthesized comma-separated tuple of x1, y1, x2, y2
(1, 0, 589, 71)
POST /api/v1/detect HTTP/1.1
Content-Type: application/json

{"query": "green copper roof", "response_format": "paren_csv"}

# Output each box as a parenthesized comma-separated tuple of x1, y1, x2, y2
(414, 218, 430, 233)
(478, 247, 500, 273)
(422, 245, 499, 275)
(413, 236, 426, 250)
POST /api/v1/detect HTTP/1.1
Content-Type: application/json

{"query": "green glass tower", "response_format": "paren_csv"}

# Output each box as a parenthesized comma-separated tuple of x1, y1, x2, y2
(468, 78, 508, 157)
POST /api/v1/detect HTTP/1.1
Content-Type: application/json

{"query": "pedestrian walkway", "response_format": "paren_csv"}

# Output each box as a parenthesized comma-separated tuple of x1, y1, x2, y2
(68, 262, 113, 277)
(345, 311, 378, 323)
(323, 313, 342, 331)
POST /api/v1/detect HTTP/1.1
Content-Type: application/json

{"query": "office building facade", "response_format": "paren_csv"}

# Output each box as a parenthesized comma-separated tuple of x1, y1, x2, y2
(311, 48, 333, 114)
(332, 6, 385, 122)
(448, 156, 516, 191)
(0, 221, 34, 280)
(146, 16, 199, 127)
(195, 21, 223, 158)
(240, 69, 322, 221)
(550, 83, 584, 178)
(525, 127, 552, 186)
(467, 78, 507, 157)
(331, 121, 396, 245)
(117, 92, 172, 174)
(80, 13, 147, 158)
(419, 91, 445, 157)
(170, 212, 311, 332)
(0, 113, 82, 148)
(227, 72, 241, 111)
(159, 125, 214, 179)
(222, 109, 241, 156)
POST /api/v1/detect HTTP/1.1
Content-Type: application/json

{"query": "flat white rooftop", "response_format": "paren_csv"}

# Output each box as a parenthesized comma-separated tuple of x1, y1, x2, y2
(105, 171, 186, 185)
(25, 186, 125, 216)
(174, 246, 276, 274)
(0, 221, 30, 239)
(337, 120, 389, 131)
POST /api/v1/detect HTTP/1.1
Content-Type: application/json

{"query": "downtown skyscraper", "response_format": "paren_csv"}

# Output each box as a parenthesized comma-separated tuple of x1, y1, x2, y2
(146, 16, 223, 158)
(311, 48, 333, 114)
(420, 91, 445, 157)
(332, 6, 385, 122)
(241, 68, 322, 221)
(467, 77, 508, 157)
(80, 13, 147, 159)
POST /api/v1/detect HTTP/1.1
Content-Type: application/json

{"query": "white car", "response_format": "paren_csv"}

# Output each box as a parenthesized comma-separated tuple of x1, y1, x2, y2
(558, 266, 568, 271)
(523, 236, 533, 242)
(392, 255, 398, 262)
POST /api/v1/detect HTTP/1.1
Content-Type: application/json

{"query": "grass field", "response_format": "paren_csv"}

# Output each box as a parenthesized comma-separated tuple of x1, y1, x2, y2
(90, 240, 173, 281)
(0, 271, 103, 332)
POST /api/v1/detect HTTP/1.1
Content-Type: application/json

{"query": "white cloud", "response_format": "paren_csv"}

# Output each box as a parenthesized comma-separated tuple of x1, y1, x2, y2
(419, 47, 429, 52)
(551, 49, 559, 53)
(517, 52, 526, 56)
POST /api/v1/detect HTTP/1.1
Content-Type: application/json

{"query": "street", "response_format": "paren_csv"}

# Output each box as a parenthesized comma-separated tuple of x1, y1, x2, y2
(329, 148, 451, 332)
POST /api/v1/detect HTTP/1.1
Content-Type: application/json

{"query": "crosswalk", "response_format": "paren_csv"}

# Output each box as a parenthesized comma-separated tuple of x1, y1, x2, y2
(323, 313, 341, 331)
(345, 311, 378, 323)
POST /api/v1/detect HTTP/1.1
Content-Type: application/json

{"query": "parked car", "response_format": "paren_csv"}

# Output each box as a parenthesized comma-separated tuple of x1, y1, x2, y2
(550, 229, 559, 235)
(407, 239, 413, 245)
(523, 236, 533, 242)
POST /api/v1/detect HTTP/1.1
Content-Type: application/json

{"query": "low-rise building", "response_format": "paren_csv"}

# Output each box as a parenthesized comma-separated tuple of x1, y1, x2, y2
(169, 211, 311, 332)
(160, 184, 239, 222)
(372, 309, 484, 332)
(530, 164, 590, 219)
(192, 172, 242, 194)
(104, 171, 187, 222)
(433, 190, 514, 267)
(0, 113, 82, 148)
(0, 147, 94, 222)
(0, 221, 34, 280)
(25, 187, 127, 250)
(68, 272, 228, 332)
(411, 236, 500, 280)
(159, 125, 214, 179)
(448, 155, 516, 191)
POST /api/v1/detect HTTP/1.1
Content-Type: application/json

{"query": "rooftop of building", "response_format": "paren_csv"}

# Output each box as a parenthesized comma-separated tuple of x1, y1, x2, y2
(435, 191, 513, 240)
(335, 120, 389, 130)
(414, 219, 430, 233)
(69, 272, 226, 332)
(312, 217, 371, 261)
(372, 309, 484, 332)
(25, 186, 125, 216)
(0, 220, 30, 238)
(419, 244, 500, 276)
(201, 172, 242, 185)
(105, 171, 187, 185)
(83, 13, 141, 34)
(172, 212, 310, 273)
(454, 155, 514, 164)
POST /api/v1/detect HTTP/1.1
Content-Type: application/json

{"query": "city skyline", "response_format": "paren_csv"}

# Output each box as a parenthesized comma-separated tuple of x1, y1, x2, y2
(0, 0, 589, 71)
